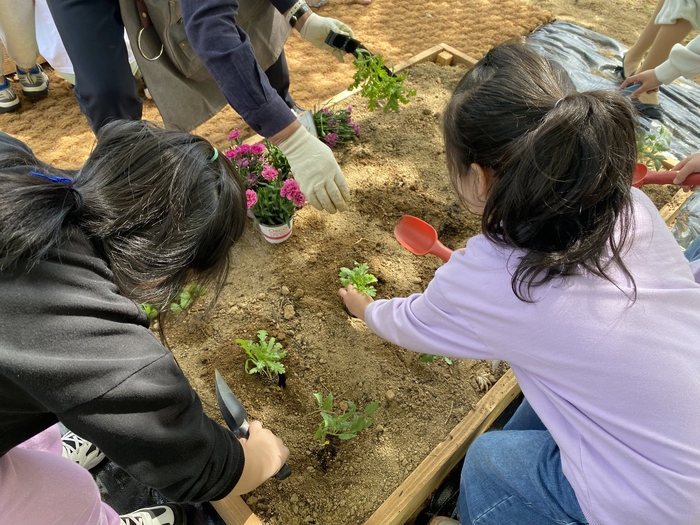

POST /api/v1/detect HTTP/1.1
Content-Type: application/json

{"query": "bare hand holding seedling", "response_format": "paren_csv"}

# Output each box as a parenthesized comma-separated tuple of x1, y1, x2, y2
(338, 284, 374, 321)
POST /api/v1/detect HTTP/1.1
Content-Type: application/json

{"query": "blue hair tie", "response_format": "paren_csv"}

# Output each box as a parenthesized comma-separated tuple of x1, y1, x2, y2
(30, 171, 72, 184)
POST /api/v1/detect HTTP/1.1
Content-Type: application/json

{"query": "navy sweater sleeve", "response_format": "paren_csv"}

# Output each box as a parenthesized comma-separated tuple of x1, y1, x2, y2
(181, 0, 297, 137)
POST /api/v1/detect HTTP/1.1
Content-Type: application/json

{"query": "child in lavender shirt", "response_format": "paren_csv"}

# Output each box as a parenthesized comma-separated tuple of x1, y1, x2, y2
(340, 43, 700, 525)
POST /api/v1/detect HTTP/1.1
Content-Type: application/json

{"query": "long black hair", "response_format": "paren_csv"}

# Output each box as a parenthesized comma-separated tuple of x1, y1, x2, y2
(443, 42, 638, 301)
(0, 120, 247, 310)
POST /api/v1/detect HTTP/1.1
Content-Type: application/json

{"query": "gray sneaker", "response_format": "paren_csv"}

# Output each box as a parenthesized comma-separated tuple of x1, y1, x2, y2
(16, 65, 49, 97)
(0, 76, 20, 113)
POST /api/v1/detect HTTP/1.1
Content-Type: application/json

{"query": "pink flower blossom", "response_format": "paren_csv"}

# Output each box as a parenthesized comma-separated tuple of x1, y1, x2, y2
(245, 189, 257, 209)
(224, 148, 236, 159)
(280, 179, 305, 206)
(237, 158, 250, 168)
(328, 119, 338, 128)
(250, 143, 266, 155)
(321, 108, 332, 115)
(228, 129, 241, 141)
(261, 165, 278, 181)
(324, 132, 339, 148)
(237, 143, 251, 155)
(346, 105, 352, 114)
(351, 122, 361, 137)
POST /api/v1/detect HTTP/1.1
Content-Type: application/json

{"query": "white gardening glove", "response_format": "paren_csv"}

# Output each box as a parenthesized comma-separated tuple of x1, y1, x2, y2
(278, 126, 350, 213)
(299, 12, 354, 62)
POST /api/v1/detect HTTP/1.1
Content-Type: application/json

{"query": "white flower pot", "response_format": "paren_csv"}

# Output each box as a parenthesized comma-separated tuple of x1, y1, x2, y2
(258, 217, 294, 244)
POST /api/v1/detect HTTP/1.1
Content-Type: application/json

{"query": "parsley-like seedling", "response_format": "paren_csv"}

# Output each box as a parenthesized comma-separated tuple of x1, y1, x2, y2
(419, 353, 453, 365)
(313, 392, 379, 445)
(140, 303, 160, 320)
(348, 50, 415, 113)
(170, 282, 206, 313)
(237, 330, 287, 380)
(339, 261, 378, 297)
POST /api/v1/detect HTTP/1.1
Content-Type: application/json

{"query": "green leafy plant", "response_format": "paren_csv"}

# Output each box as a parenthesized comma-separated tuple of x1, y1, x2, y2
(140, 303, 160, 320)
(419, 353, 453, 365)
(170, 282, 207, 313)
(339, 261, 378, 297)
(348, 50, 416, 112)
(313, 392, 379, 445)
(637, 125, 671, 170)
(237, 330, 287, 380)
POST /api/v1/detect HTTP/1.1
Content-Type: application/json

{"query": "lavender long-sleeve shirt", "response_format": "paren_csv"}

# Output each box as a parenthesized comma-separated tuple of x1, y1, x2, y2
(365, 189, 700, 525)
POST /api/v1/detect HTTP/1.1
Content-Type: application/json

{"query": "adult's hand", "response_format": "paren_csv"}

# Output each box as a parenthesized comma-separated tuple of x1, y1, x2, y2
(298, 12, 354, 62)
(620, 70, 662, 98)
(278, 125, 350, 213)
(229, 421, 289, 495)
(672, 152, 700, 192)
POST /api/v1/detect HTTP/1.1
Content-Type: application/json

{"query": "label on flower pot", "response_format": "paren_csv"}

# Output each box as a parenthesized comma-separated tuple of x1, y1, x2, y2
(258, 218, 294, 244)
(296, 109, 318, 138)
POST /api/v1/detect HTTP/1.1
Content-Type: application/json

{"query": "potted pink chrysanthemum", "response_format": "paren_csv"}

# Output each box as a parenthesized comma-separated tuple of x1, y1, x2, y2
(226, 129, 305, 243)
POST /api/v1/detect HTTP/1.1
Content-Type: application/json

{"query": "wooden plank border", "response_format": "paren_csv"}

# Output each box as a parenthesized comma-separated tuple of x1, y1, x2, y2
(364, 370, 520, 525)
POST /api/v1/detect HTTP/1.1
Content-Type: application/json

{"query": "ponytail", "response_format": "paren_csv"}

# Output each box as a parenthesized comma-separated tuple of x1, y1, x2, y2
(0, 146, 82, 270)
(443, 43, 638, 301)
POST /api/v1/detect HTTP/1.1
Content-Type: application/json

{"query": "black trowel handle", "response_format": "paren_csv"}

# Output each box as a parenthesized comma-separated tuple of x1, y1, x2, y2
(324, 29, 362, 56)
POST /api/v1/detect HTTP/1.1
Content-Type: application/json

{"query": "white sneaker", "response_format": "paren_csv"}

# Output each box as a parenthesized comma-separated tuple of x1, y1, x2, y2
(0, 76, 20, 113)
(61, 431, 106, 470)
(120, 504, 186, 525)
(16, 64, 49, 97)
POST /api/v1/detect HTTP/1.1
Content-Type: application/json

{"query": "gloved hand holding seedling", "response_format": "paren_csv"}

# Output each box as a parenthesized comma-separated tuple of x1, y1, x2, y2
(338, 261, 377, 321)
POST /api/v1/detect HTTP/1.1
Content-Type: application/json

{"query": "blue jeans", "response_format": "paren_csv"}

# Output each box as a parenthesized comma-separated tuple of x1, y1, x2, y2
(684, 235, 700, 263)
(458, 399, 588, 525)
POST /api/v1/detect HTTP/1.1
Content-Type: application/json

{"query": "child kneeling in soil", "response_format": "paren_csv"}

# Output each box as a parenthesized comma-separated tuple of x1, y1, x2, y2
(0, 120, 289, 525)
(339, 42, 700, 525)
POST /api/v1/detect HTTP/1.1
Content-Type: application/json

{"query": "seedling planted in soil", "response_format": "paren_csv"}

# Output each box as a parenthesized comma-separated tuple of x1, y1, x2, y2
(420, 353, 453, 365)
(637, 125, 671, 171)
(139, 281, 206, 318)
(313, 392, 379, 445)
(339, 261, 378, 297)
(237, 330, 287, 381)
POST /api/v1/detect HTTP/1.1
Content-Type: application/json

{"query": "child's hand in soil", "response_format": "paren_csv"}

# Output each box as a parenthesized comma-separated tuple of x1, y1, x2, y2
(338, 284, 374, 321)
(231, 421, 289, 495)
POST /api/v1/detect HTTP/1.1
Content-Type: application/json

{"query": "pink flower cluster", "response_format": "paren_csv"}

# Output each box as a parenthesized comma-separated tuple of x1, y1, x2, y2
(280, 179, 305, 207)
(245, 189, 257, 209)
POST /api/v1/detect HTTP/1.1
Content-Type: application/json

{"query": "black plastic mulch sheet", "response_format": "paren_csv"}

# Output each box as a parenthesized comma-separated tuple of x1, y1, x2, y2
(526, 21, 700, 247)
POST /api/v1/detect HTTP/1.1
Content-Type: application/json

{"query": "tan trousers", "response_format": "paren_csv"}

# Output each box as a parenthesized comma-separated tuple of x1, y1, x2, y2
(0, 0, 40, 71)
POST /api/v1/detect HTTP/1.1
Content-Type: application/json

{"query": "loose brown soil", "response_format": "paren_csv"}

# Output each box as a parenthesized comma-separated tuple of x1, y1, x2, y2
(0, 1, 686, 524)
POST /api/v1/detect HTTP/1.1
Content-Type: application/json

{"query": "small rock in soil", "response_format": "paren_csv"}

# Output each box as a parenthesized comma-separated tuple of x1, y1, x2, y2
(281, 286, 290, 295)
(385, 390, 396, 402)
(283, 304, 295, 319)
(293, 288, 304, 298)
(257, 293, 266, 300)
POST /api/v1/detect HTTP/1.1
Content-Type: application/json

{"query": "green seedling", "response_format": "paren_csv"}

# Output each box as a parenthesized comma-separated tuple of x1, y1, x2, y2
(419, 353, 453, 365)
(140, 303, 159, 320)
(637, 125, 671, 171)
(348, 50, 416, 113)
(237, 330, 287, 380)
(169, 282, 206, 313)
(339, 261, 378, 297)
(313, 392, 379, 445)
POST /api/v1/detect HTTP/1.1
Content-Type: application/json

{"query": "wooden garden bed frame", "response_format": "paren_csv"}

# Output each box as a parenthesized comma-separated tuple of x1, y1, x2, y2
(210, 43, 691, 525)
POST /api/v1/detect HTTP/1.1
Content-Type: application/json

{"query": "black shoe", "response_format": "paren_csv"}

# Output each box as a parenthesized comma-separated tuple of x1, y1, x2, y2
(119, 504, 186, 525)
